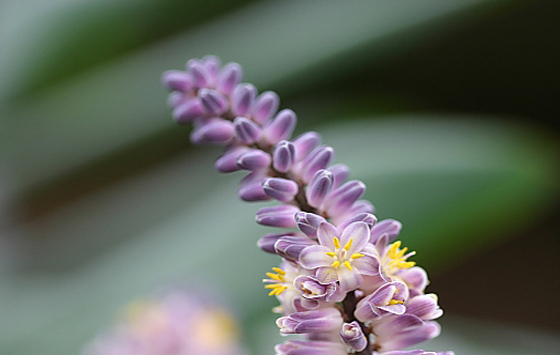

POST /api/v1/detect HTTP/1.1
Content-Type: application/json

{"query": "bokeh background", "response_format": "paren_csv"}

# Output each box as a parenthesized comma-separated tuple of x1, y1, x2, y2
(1, 0, 559, 354)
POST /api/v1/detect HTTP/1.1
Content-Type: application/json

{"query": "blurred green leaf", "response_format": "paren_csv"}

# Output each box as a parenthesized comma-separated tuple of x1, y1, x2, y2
(1, 0, 509, 194)
(1, 116, 557, 354)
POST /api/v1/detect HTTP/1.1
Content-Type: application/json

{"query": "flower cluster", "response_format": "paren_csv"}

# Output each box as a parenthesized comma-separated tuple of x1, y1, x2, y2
(82, 290, 245, 355)
(162, 56, 453, 355)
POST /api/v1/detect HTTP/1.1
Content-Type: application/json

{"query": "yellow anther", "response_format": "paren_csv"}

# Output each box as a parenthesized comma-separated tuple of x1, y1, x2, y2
(389, 299, 404, 305)
(351, 253, 364, 259)
(325, 252, 336, 257)
(268, 289, 276, 296)
(333, 237, 340, 249)
(388, 241, 401, 259)
(343, 261, 352, 270)
(331, 260, 341, 268)
(400, 261, 416, 268)
(264, 284, 280, 289)
(272, 267, 286, 275)
(344, 239, 353, 251)
(396, 247, 408, 258)
(266, 272, 284, 281)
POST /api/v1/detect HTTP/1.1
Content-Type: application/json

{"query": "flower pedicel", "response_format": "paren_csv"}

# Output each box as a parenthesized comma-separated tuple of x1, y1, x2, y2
(162, 55, 453, 355)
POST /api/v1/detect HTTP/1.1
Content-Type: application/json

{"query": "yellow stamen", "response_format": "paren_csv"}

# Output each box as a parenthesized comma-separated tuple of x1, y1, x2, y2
(344, 239, 353, 251)
(331, 260, 341, 268)
(343, 261, 352, 270)
(264, 284, 281, 289)
(396, 247, 408, 258)
(333, 237, 340, 249)
(325, 252, 336, 257)
(400, 261, 416, 268)
(266, 272, 284, 281)
(388, 241, 401, 259)
(389, 299, 404, 305)
(351, 253, 364, 259)
(272, 267, 286, 275)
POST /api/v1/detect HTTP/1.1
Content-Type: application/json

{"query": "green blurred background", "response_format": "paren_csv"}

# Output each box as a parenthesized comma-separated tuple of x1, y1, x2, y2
(1, 0, 559, 354)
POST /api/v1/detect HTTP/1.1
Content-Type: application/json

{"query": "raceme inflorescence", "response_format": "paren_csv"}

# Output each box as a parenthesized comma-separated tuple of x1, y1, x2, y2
(162, 55, 453, 355)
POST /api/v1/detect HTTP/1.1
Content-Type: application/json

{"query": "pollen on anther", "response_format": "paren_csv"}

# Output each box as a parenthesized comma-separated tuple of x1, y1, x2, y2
(344, 239, 353, 251)
(351, 253, 364, 259)
(272, 267, 286, 275)
(343, 261, 352, 270)
(331, 260, 341, 268)
(325, 251, 336, 257)
(333, 237, 340, 249)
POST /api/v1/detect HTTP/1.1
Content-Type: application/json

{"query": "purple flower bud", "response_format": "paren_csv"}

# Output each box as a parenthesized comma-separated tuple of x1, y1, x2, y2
(216, 62, 243, 95)
(327, 164, 350, 188)
(300, 145, 335, 183)
(405, 294, 443, 321)
(233, 116, 262, 145)
(395, 267, 428, 297)
(257, 232, 295, 254)
(306, 169, 334, 208)
(370, 219, 402, 244)
(275, 340, 346, 355)
(325, 180, 366, 216)
(172, 99, 205, 124)
(200, 55, 221, 79)
(294, 275, 344, 306)
(375, 315, 441, 352)
(273, 140, 296, 173)
(238, 182, 270, 201)
(190, 119, 234, 145)
(292, 131, 321, 162)
(340, 321, 367, 352)
(276, 308, 343, 335)
(237, 149, 271, 170)
(262, 178, 299, 202)
(187, 59, 212, 88)
(256, 205, 299, 228)
(167, 91, 185, 108)
(231, 83, 257, 117)
(214, 146, 250, 173)
(338, 212, 377, 231)
(274, 234, 316, 262)
(252, 91, 279, 124)
(295, 212, 327, 239)
(263, 109, 297, 144)
(239, 174, 271, 201)
(199, 88, 228, 116)
(161, 70, 193, 91)
(354, 281, 409, 322)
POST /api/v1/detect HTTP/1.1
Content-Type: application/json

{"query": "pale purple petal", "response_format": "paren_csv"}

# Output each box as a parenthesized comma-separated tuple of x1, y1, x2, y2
(316, 222, 338, 249)
(337, 266, 363, 291)
(299, 245, 333, 269)
(339, 221, 370, 254)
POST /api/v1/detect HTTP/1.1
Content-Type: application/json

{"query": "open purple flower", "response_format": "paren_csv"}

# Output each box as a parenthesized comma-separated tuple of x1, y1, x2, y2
(299, 221, 380, 291)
